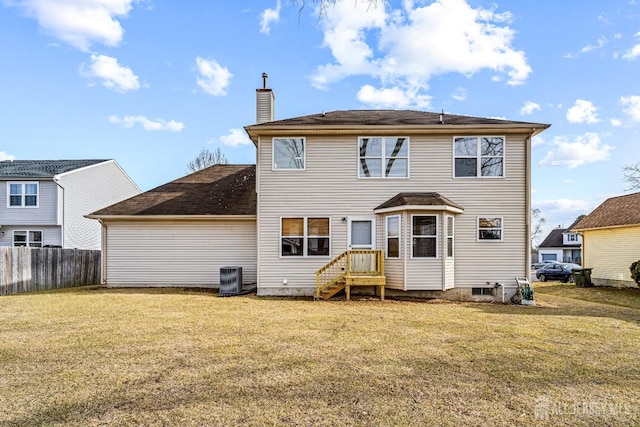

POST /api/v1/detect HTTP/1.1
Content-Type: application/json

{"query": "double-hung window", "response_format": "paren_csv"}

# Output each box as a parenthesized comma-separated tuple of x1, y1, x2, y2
(13, 230, 43, 247)
(273, 138, 305, 170)
(281, 217, 330, 257)
(446, 216, 454, 258)
(8, 182, 39, 207)
(454, 137, 504, 177)
(412, 215, 437, 258)
(478, 217, 503, 241)
(359, 137, 408, 178)
(385, 215, 400, 258)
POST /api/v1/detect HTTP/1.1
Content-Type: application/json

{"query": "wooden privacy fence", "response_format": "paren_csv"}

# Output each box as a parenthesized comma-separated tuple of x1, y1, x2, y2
(0, 247, 101, 296)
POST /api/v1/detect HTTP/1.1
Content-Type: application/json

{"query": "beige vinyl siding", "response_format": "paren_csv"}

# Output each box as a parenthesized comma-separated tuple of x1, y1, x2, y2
(104, 220, 256, 287)
(257, 133, 529, 294)
(405, 211, 443, 291)
(582, 226, 640, 287)
(58, 160, 140, 250)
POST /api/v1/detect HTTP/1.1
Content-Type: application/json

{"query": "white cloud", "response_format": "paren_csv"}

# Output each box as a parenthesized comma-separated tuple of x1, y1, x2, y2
(195, 57, 233, 96)
(450, 87, 467, 101)
(218, 128, 252, 146)
(610, 118, 623, 127)
(7, 0, 136, 51)
(622, 32, 640, 60)
(260, 0, 281, 35)
(520, 101, 541, 115)
(581, 36, 607, 53)
(619, 95, 640, 121)
(311, 0, 531, 107)
(109, 115, 184, 132)
(531, 135, 545, 147)
(533, 198, 597, 230)
(356, 84, 432, 109)
(539, 132, 613, 169)
(0, 151, 16, 161)
(566, 99, 600, 124)
(81, 54, 140, 92)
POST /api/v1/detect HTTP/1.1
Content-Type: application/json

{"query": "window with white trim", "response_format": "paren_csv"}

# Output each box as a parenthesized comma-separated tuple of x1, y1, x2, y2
(281, 217, 330, 257)
(412, 215, 437, 258)
(359, 137, 408, 178)
(446, 216, 454, 258)
(385, 215, 400, 258)
(273, 138, 305, 170)
(8, 182, 39, 207)
(478, 217, 503, 241)
(13, 230, 43, 247)
(454, 136, 504, 177)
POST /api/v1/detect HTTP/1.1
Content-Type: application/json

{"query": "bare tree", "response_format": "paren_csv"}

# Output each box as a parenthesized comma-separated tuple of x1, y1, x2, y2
(291, 0, 384, 19)
(186, 148, 228, 173)
(623, 162, 640, 191)
(531, 208, 546, 248)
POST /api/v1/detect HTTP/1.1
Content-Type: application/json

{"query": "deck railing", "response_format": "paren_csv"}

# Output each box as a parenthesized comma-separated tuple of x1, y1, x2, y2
(315, 249, 384, 299)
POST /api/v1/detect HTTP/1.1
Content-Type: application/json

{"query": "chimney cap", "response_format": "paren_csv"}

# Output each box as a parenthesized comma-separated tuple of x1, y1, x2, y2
(262, 72, 268, 89)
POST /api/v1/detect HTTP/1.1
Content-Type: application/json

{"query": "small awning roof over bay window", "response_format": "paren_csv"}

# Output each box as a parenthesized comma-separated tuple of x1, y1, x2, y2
(373, 192, 464, 214)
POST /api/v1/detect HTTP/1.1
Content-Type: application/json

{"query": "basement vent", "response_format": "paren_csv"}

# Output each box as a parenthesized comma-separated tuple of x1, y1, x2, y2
(219, 266, 243, 297)
(472, 287, 494, 296)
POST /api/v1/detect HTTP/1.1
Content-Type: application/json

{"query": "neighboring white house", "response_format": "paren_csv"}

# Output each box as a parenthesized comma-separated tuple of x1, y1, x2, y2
(0, 160, 140, 250)
(537, 219, 582, 264)
(572, 192, 640, 287)
(89, 77, 550, 301)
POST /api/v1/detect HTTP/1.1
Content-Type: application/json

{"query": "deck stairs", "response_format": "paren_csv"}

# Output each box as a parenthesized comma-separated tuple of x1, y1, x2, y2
(315, 249, 386, 301)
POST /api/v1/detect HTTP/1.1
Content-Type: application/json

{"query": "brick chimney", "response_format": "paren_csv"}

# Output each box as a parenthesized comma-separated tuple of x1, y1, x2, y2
(256, 72, 274, 124)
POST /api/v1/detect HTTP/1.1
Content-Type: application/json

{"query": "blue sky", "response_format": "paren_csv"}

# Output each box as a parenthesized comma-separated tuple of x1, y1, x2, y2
(1, 0, 639, 242)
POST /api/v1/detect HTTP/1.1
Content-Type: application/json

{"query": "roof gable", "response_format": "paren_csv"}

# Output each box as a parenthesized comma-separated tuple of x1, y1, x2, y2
(0, 160, 109, 178)
(572, 192, 640, 230)
(89, 165, 256, 217)
(538, 228, 565, 248)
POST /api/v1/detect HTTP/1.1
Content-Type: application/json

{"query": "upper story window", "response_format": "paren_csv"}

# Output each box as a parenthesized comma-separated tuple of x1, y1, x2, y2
(478, 217, 503, 241)
(454, 136, 504, 178)
(273, 138, 305, 170)
(567, 233, 577, 242)
(8, 182, 39, 208)
(359, 137, 408, 178)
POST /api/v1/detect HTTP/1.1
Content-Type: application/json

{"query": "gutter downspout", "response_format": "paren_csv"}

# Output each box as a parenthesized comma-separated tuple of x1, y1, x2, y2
(525, 128, 536, 283)
(53, 177, 64, 248)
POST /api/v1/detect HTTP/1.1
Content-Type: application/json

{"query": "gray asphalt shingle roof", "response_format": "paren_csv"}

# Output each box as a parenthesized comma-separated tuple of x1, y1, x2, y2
(375, 192, 464, 211)
(0, 160, 109, 178)
(246, 110, 549, 128)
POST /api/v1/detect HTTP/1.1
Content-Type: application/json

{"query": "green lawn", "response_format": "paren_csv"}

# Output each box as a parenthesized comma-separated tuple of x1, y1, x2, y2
(1, 284, 639, 426)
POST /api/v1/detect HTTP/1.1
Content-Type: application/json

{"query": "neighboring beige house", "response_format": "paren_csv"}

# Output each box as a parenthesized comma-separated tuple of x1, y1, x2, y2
(0, 160, 140, 250)
(89, 78, 550, 301)
(572, 192, 640, 287)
